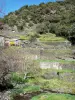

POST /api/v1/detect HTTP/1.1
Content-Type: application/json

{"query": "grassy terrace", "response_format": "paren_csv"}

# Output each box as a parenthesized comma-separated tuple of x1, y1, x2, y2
(37, 59, 75, 64)
(1, 42, 75, 100)
(31, 93, 75, 100)
(39, 33, 67, 42)
(7, 33, 67, 42)
(10, 71, 75, 100)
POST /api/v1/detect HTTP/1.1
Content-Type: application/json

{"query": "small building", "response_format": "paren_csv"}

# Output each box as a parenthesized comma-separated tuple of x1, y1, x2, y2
(10, 39, 21, 46)
(5, 40, 10, 47)
(0, 34, 21, 47)
(5, 38, 21, 46)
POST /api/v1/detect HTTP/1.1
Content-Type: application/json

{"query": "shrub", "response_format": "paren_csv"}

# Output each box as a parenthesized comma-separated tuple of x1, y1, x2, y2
(68, 24, 75, 37)
(11, 72, 25, 84)
(56, 24, 69, 37)
(28, 22, 34, 27)
(28, 32, 39, 42)
(36, 23, 48, 34)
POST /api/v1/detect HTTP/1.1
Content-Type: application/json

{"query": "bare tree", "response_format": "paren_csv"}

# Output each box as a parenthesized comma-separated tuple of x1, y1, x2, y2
(0, 47, 19, 90)
(0, 47, 41, 91)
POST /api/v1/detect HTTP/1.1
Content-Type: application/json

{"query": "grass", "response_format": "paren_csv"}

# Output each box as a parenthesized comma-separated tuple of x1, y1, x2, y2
(44, 49, 72, 54)
(2, 46, 75, 99)
(19, 35, 29, 40)
(11, 72, 26, 84)
(23, 85, 41, 92)
(31, 93, 75, 100)
(37, 59, 75, 64)
(10, 70, 75, 100)
(24, 75, 75, 94)
(40, 78, 75, 90)
(11, 88, 24, 96)
(10, 85, 41, 99)
(39, 33, 66, 42)
(10, 78, 75, 99)
(40, 68, 75, 75)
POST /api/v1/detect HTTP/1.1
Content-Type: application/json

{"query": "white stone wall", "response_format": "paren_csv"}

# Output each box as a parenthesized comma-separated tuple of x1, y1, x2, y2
(40, 62, 62, 70)
(0, 37, 4, 46)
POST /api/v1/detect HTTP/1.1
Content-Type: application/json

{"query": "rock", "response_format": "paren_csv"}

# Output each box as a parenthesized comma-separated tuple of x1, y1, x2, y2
(42, 71, 58, 79)
(0, 91, 11, 100)
(59, 72, 75, 82)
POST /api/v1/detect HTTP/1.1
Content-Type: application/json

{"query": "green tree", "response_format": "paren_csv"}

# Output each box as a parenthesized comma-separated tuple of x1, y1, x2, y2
(68, 24, 75, 37)
(56, 24, 69, 37)
(65, 0, 75, 4)
(36, 23, 48, 34)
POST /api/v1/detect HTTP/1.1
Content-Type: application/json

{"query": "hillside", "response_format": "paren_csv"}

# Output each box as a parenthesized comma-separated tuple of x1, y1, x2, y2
(0, 1, 75, 100)
(1, 1, 75, 44)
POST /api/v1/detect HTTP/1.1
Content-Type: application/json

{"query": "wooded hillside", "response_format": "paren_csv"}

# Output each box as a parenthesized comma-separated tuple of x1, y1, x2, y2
(1, 0, 75, 44)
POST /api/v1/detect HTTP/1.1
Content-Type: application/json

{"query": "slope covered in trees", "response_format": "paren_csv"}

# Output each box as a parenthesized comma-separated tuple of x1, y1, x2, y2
(2, 0, 75, 44)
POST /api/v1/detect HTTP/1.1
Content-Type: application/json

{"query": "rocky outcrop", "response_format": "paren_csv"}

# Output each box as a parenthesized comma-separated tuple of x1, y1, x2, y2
(0, 91, 11, 100)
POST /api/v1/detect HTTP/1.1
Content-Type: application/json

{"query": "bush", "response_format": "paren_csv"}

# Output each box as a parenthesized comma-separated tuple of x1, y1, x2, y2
(28, 22, 34, 27)
(68, 24, 75, 44)
(56, 24, 69, 37)
(68, 24, 75, 37)
(28, 32, 39, 42)
(36, 23, 48, 34)
(11, 72, 25, 84)
(49, 23, 56, 33)
(17, 25, 24, 31)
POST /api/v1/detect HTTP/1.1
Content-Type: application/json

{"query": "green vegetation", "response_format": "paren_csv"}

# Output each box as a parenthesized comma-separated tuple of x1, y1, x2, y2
(19, 35, 30, 40)
(10, 70, 75, 99)
(39, 33, 66, 42)
(2, 1, 75, 44)
(0, 1, 75, 99)
(23, 85, 41, 92)
(38, 59, 75, 64)
(40, 78, 75, 91)
(11, 72, 26, 84)
(65, 0, 75, 5)
(10, 68, 75, 94)
(31, 93, 75, 100)
(19, 32, 39, 42)
(11, 85, 41, 97)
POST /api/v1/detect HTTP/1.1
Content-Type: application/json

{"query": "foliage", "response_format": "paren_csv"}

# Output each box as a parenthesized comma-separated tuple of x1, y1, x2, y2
(56, 24, 69, 37)
(2, 1, 75, 44)
(68, 24, 75, 37)
(28, 32, 39, 42)
(19, 35, 29, 40)
(36, 23, 48, 34)
(11, 72, 26, 84)
(31, 93, 75, 100)
(23, 85, 40, 92)
(65, 0, 75, 5)
(39, 33, 66, 42)
(36, 23, 56, 34)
